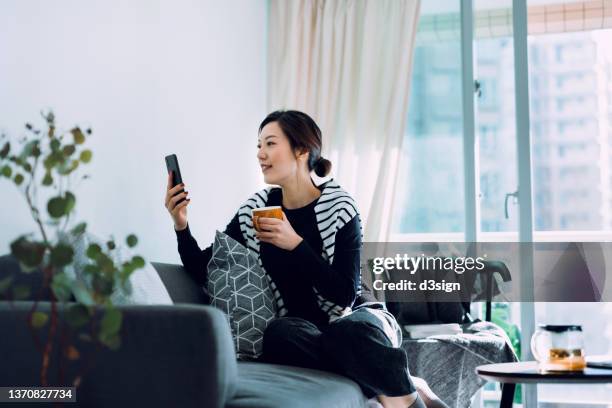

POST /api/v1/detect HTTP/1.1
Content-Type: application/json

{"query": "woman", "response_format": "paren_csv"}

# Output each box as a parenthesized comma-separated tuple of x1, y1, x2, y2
(165, 110, 448, 408)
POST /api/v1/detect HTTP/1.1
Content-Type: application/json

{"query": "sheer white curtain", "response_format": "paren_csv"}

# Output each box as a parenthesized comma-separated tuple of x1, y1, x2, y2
(267, 0, 421, 242)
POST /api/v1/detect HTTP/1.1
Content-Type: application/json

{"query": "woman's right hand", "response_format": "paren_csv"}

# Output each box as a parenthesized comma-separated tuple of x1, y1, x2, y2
(165, 172, 190, 231)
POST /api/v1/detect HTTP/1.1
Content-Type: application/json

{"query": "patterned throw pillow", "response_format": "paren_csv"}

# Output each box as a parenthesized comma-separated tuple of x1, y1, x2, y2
(58, 231, 173, 305)
(206, 231, 277, 360)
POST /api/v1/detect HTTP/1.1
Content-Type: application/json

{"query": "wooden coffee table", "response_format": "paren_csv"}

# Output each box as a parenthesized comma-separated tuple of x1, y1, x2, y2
(476, 361, 612, 408)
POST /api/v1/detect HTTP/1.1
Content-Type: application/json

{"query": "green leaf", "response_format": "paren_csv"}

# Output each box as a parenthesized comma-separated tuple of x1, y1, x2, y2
(92, 274, 114, 296)
(99, 332, 121, 350)
(22, 162, 32, 173)
(120, 262, 135, 279)
(51, 272, 73, 302)
(13, 173, 24, 186)
(57, 159, 79, 175)
(10, 236, 45, 268)
(83, 264, 99, 276)
(50, 244, 74, 268)
(64, 191, 76, 214)
(50, 138, 60, 152)
(42, 171, 53, 186)
(80, 150, 92, 163)
(106, 240, 116, 251)
(31, 143, 41, 158)
(71, 222, 87, 236)
(18, 262, 39, 273)
(65, 304, 90, 328)
(131, 255, 145, 269)
(0, 141, 9, 159)
(0, 276, 13, 294)
(71, 127, 85, 145)
(47, 196, 65, 218)
(20, 140, 40, 159)
(71, 282, 94, 306)
(51, 138, 61, 151)
(47, 192, 76, 218)
(126, 234, 138, 248)
(31, 311, 48, 328)
(100, 307, 122, 337)
(86, 243, 101, 259)
(44, 111, 55, 126)
(13, 284, 31, 300)
(62, 144, 76, 157)
(43, 154, 56, 170)
(1, 165, 11, 178)
(96, 252, 115, 274)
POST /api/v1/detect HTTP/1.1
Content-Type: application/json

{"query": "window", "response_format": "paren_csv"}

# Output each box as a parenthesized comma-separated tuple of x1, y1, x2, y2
(476, 34, 519, 234)
(392, 0, 464, 235)
(479, 78, 499, 109)
(394, 1, 612, 405)
(527, 7, 612, 404)
(531, 30, 612, 233)
(555, 44, 564, 62)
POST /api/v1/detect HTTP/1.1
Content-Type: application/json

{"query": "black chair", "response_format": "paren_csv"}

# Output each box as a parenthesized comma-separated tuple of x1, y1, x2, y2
(386, 260, 512, 325)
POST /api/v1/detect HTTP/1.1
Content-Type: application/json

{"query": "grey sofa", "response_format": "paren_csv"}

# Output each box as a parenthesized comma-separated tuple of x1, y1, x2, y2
(0, 257, 368, 408)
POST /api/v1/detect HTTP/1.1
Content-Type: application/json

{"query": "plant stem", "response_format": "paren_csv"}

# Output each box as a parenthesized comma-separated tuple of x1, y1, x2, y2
(61, 211, 71, 235)
(75, 307, 102, 389)
(40, 292, 58, 386)
(24, 155, 50, 247)
(26, 264, 54, 355)
(58, 322, 68, 385)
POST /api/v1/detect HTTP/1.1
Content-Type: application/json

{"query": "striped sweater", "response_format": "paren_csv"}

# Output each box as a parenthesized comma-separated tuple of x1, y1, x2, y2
(237, 179, 363, 321)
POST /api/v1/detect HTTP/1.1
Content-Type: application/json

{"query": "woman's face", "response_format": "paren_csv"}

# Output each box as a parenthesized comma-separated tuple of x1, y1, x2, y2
(257, 121, 305, 185)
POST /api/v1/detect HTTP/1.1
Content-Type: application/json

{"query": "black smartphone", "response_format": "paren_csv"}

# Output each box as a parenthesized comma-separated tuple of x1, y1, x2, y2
(165, 154, 185, 204)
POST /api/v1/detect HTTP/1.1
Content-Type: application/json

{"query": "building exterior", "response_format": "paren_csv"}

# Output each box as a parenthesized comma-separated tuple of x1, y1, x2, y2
(398, 31, 612, 234)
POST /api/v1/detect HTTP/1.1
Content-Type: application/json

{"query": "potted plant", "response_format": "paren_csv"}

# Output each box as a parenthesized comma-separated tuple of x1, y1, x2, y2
(0, 111, 145, 387)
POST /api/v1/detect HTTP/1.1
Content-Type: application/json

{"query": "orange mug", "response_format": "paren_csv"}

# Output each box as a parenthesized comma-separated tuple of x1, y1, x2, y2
(252, 206, 283, 232)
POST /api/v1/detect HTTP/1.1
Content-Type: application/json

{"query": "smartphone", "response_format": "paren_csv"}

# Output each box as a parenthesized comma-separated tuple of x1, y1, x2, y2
(165, 154, 185, 204)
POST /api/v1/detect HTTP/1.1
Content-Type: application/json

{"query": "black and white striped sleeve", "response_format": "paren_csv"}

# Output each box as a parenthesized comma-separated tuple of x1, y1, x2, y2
(291, 216, 361, 308)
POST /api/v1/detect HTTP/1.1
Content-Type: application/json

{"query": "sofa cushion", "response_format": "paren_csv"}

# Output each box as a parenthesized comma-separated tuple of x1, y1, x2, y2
(227, 362, 366, 408)
(152, 262, 210, 304)
(207, 231, 277, 360)
(59, 232, 174, 306)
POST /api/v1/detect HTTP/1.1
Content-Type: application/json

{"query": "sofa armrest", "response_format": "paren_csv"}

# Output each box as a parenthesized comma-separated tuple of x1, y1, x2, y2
(152, 261, 210, 304)
(0, 302, 237, 408)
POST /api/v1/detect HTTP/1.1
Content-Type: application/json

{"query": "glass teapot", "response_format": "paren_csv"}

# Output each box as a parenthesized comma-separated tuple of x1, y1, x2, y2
(531, 325, 586, 371)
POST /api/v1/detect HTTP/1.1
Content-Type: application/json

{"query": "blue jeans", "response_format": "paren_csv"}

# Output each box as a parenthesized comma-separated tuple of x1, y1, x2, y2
(261, 308, 416, 398)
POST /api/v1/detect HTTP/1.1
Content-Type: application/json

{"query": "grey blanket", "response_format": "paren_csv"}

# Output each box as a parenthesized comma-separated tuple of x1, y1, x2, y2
(402, 321, 518, 408)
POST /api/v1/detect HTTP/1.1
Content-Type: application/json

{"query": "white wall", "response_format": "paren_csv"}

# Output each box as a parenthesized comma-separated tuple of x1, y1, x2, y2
(0, 0, 267, 263)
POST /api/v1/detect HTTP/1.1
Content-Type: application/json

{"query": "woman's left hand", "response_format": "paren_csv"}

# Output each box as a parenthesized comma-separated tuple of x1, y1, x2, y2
(256, 213, 303, 251)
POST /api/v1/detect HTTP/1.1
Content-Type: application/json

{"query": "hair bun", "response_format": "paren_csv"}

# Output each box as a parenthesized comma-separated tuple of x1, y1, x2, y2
(314, 157, 332, 177)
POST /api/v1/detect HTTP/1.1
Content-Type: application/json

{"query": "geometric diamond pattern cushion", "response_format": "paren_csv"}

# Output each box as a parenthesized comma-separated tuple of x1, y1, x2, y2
(206, 231, 277, 360)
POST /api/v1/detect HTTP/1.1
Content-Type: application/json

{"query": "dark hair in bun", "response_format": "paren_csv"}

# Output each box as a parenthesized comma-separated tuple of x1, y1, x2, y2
(314, 157, 332, 177)
(259, 110, 332, 177)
